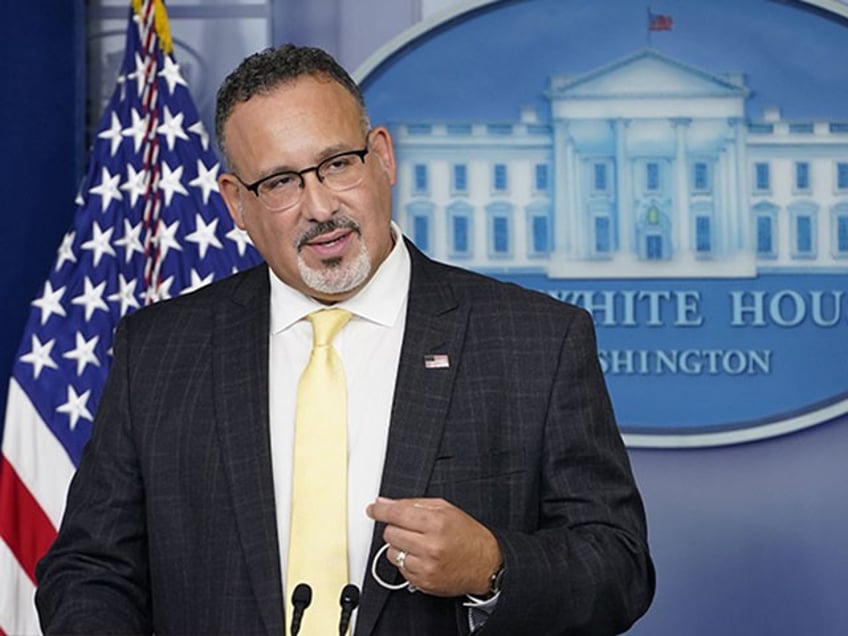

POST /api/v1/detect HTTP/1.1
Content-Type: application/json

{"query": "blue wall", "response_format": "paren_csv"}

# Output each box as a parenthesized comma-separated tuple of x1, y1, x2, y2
(627, 418, 848, 633)
(0, 1, 85, 441)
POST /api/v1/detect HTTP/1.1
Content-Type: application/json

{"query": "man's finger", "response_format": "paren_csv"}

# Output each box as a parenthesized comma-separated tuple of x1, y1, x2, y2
(366, 496, 446, 529)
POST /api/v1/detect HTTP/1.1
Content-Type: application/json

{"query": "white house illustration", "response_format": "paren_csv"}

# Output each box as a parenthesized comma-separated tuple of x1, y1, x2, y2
(390, 49, 848, 278)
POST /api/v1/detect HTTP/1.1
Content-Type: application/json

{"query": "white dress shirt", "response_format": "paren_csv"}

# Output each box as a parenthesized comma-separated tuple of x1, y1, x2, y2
(267, 225, 410, 611)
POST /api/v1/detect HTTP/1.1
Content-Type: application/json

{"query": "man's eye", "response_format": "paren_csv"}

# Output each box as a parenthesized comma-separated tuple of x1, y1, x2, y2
(263, 173, 298, 190)
(324, 155, 356, 173)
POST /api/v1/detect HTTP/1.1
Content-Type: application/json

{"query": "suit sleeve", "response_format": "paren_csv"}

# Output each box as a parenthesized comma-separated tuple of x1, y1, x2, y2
(479, 308, 655, 635)
(35, 319, 154, 635)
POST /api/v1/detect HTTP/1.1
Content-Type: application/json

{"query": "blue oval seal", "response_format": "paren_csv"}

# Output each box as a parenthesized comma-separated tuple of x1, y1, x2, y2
(356, 0, 848, 447)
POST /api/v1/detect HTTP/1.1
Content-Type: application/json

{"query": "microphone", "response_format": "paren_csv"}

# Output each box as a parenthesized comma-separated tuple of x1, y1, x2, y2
(290, 583, 312, 636)
(338, 584, 360, 635)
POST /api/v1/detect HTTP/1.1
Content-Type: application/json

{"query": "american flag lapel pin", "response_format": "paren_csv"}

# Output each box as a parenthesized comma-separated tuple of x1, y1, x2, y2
(424, 354, 450, 369)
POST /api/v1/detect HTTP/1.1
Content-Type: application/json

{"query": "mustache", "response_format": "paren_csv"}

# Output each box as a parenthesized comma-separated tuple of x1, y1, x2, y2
(296, 217, 361, 249)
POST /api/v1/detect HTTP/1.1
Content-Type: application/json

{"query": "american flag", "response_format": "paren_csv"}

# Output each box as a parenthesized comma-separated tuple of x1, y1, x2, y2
(648, 11, 673, 32)
(0, 2, 261, 633)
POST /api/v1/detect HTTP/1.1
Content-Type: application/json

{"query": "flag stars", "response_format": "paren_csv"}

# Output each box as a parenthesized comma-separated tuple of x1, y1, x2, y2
(81, 221, 117, 267)
(71, 277, 109, 321)
(32, 280, 67, 326)
(121, 164, 148, 208)
(123, 108, 148, 153)
(145, 275, 176, 304)
(189, 159, 220, 205)
(19, 335, 59, 379)
(182, 269, 215, 295)
(226, 225, 254, 257)
(114, 218, 145, 264)
(127, 51, 147, 97)
(97, 112, 124, 157)
(55, 231, 77, 271)
(116, 71, 128, 102)
(188, 120, 210, 151)
(158, 162, 189, 205)
(185, 215, 223, 259)
(88, 166, 123, 213)
(6, 10, 265, 539)
(56, 385, 94, 431)
(157, 105, 189, 151)
(62, 332, 102, 376)
(158, 54, 188, 94)
(108, 274, 141, 316)
(153, 219, 183, 260)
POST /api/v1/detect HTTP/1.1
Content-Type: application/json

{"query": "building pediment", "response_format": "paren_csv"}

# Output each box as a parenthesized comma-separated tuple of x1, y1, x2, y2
(548, 49, 749, 101)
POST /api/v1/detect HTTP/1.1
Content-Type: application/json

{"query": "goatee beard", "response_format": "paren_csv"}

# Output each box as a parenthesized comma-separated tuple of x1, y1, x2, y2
(295, 218, 371, 295)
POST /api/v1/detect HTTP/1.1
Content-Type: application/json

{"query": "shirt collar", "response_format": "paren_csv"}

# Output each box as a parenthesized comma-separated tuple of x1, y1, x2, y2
(269, 221, 410, 334)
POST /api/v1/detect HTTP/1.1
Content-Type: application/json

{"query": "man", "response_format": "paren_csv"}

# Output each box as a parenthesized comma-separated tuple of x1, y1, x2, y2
(36, 45, 654, 635)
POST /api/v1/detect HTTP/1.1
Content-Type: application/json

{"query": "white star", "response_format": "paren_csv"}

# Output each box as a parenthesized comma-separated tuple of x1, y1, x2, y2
(146, 275, 176, 304)
(32, 280, 67, 326)
(157, 106, 189, 151)
(127, 51, 147, 97)
(158, 275, 176, 301)
(158, 54, 188, 94)
(56, 385, 94, 431)
(108, 273, 141, 316)
(226, 225, 254, 257)
(116, 71, 127, 102)
(185, 215, 222, 259)
(97, 112, 124, 157)
(81, 221, 117, 267)
(188, 159, 220, 205)
(182, 269, 214, 295)
(120, 164, 148, 208)
(71, 277, 109, 321)
(122, 108, 148, 153)
(188, 120, 210, 151)
(153, 219, 183, 260)
(55, 231, 77, 271)
(62, 331, 101, 376)
(114, 218, 145, 264)
(19, 335, 59, 379)
(88, 166, 123, 213)
(158, 161, 189, 206)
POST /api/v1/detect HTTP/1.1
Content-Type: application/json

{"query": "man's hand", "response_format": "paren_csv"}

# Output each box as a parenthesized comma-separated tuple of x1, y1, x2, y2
(366, 497, 503, 597)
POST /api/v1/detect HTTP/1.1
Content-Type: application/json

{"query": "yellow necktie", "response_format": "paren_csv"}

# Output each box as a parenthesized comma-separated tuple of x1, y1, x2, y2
(287, 308, 353, 635)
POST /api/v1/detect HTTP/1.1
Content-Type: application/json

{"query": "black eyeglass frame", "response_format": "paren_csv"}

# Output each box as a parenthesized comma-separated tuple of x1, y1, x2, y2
(234, 146, 370, 210)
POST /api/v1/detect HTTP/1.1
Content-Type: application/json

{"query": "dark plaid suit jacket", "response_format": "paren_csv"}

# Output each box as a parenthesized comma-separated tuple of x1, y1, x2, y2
(36, 240, 654, 635)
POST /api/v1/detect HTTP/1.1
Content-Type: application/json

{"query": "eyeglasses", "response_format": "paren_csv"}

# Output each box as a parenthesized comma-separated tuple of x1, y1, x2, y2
(234, 145, 370, 212)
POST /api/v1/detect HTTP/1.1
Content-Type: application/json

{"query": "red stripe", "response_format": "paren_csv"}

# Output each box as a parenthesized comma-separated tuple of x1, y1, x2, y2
(0, 456, 58, 584)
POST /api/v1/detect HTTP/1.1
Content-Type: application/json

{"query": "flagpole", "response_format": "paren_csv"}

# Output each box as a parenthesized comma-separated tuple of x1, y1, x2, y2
(646, 6, 653, 48)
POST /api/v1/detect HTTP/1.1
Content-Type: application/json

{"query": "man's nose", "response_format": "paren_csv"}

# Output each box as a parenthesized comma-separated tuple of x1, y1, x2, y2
(299, 171, 338, 221)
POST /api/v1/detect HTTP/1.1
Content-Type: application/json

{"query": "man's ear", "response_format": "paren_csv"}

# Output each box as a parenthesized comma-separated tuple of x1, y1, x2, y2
(368, 126, 397, 186)
(218, 174, 246, 230)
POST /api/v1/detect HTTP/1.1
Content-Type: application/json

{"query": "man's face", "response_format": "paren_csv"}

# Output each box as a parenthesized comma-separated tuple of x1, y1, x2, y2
(218, 74, 397, 303)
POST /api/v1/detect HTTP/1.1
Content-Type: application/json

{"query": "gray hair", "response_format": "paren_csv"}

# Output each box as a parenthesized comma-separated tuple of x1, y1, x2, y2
(215, 44, 370, 167)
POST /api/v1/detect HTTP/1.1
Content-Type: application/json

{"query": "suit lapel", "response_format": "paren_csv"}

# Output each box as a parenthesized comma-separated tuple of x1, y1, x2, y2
(356, 243, 469, 635)
(211, 266, 285, 636)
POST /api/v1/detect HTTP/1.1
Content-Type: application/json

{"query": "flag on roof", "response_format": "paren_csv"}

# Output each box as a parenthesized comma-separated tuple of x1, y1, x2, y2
(648, 10, 673, 32)
(0, 1, 261, 632)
